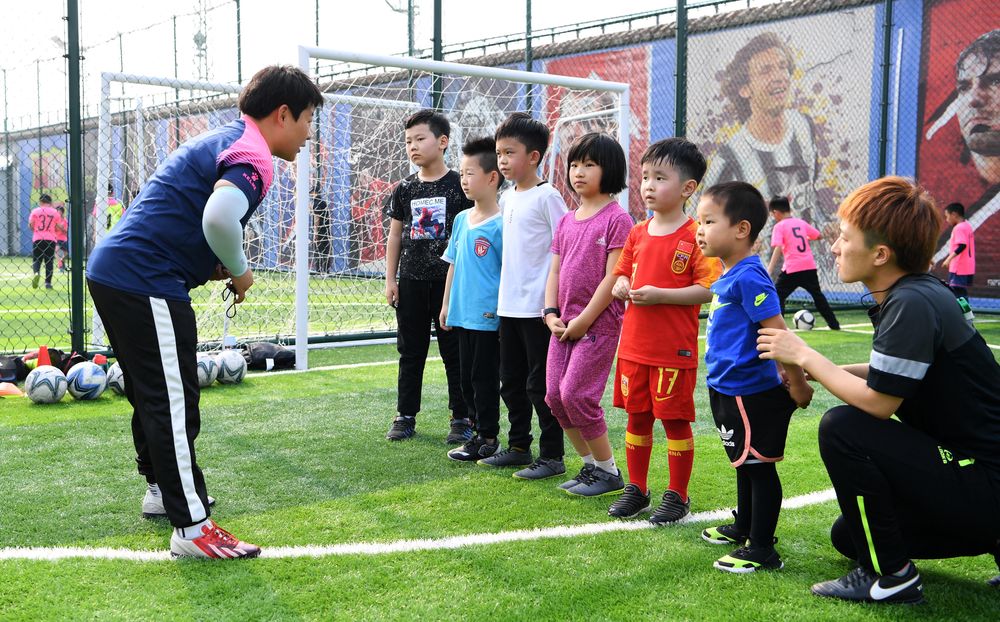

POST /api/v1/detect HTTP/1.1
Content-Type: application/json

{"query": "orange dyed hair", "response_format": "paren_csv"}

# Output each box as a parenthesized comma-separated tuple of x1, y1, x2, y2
(837, 176, 943, 273)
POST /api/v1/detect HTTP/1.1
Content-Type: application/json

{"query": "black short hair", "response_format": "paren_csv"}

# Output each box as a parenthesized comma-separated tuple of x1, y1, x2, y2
(704, 181, 768, 243)
(39, 194, 52, 204)
(641, 138, 707, 184)
(495, 112, 550, 161)
(565, 132, 627, 195)
(945, 201, 966, 217)
(462, 136, 504, 185)
(768, 196, 791, 213)
(238, 65, 323, 121)
(405, 109, 451, 138)
(56, 205, 65, 213)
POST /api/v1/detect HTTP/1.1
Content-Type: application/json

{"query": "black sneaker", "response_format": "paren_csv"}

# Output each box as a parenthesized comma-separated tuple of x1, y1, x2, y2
(812, 563, 924, 604)
(701, 510, 748, 545)
(649, 490, 690, 525)
(608, 484, 652, 518)
(445, 418, 474, 445)
(558, 464, 595, 490)
(386, 416, 415, 441)
(715, 544, 784, 573)
(477, 447, 534, 467)
(447, 435, 499, 462)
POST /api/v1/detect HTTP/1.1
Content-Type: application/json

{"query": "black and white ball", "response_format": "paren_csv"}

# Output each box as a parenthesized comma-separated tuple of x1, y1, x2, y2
(196, 354, 219, 388)
(25, 365, 68, 404)
(106, 362, 126, 395)
(793, 309, 816, 331)
(215, 349, 247, 384)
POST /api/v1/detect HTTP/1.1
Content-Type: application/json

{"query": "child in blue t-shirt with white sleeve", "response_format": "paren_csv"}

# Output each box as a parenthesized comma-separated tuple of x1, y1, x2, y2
(696, 181, 812, 574)
(441, 137, 505, 462)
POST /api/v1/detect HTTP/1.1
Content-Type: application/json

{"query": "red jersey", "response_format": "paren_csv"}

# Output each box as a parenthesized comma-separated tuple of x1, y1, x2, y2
(614, 218, 722, 368)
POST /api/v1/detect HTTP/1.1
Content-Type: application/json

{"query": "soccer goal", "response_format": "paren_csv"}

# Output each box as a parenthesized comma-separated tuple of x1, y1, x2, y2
(294, 46, 631, 368)
(90, 54, 630, 369)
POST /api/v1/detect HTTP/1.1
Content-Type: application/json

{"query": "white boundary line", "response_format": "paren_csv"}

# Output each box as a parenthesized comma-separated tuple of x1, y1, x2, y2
(0, 489, 836, 562)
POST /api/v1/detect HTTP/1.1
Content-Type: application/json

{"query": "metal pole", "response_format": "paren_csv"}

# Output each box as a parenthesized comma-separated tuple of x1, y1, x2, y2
(314, 0, 319, 75)
(432, 0, 442, 110)
(236, 0, 243, 83)
(407, 0, 415, 57)
(877, 0, 894, 177)
(674, 0, 687, 137)
(118, 33, 125, 96)
(173, 15, 180, 146)
(3, 69, 11, 256)
(67, 0, 86, 353)
(37, 60, 43, 190)
(525, 0, 533, 112)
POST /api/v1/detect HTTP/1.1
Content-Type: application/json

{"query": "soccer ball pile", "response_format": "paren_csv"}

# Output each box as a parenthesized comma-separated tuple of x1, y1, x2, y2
(793, 309, 816, 331)
(199, 350, 247, 387)
(24, 350, 246, 404)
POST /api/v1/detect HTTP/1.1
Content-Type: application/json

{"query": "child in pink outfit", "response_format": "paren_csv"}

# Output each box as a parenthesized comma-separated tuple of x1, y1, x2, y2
(937, 202, 975, 301)
(544, 133, 634, 497)
(766, 196, 839, 330)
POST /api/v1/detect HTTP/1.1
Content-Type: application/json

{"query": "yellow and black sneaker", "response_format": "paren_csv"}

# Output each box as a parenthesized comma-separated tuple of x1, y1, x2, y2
(714, 544, 783, 574)
(701, 511, 748, 545)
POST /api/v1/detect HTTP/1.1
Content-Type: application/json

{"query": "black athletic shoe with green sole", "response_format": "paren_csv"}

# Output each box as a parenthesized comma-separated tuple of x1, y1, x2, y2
(714, 545, 784, 574)
(702, 511, 748, 545)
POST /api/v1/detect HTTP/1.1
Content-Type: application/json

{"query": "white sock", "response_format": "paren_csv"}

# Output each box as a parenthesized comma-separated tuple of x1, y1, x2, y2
(147, 483, 161, 496)
(175, 518, 212, 540)
(580, 454, 595, 466)
(596, 456, 617, 474)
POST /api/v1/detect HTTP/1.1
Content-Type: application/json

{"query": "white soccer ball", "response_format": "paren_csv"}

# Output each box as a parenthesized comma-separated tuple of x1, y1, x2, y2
(196, 354, 220, 388)
(107, 362, 126, 395)
(793, 309, 816, 331)
(25, 365, 68, 404)
(66, 361, 108, 400)
(215, 349, 247, 385)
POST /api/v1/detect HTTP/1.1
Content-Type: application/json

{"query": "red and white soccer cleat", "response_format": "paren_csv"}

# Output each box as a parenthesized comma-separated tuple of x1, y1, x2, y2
(169, 520, 261, 559)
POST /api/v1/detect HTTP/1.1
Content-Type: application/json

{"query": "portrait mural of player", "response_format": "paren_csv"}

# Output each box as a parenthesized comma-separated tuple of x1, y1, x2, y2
(688, 7, 876, 289)
(545, 47, 651, 220)
(919, 0, 1000, 296)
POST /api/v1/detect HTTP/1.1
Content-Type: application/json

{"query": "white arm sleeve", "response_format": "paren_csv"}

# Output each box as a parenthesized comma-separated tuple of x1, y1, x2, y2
(202, 185, 251, 277)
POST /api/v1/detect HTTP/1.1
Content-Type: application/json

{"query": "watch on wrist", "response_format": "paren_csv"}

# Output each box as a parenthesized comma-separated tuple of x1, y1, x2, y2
(542, 307, 560, 318)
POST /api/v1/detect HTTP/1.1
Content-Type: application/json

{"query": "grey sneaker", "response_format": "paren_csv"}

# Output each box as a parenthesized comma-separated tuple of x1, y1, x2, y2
(477, 447, 533, 467)
(558, 464, 596, 490)
(565, 467, 625, 497)
(513, 457, 566, 480)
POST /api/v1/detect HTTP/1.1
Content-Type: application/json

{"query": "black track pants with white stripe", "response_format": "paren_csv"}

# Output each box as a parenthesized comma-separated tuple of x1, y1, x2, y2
(88, 279, 210, 528)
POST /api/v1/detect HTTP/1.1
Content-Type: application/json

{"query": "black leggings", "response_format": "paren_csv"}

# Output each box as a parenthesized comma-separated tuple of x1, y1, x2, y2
(819, 405, 1000, 574)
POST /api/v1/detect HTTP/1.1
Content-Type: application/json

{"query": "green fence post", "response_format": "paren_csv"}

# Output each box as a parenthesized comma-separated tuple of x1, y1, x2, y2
(877, 0, 894, 177)
(67, 0, 86, 353)
(675, 0, 687, 138)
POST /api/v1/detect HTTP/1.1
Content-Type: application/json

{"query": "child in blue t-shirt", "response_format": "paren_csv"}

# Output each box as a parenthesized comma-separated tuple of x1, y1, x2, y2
(441, 137, 505, 462)
(696, 181, 812, 574)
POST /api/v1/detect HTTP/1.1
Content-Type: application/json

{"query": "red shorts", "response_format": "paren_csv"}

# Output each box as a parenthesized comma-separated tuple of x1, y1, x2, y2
(613, 358, 697, 421)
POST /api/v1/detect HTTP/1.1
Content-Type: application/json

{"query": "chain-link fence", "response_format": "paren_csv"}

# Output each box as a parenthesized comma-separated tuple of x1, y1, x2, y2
(3, 0, 998, 355)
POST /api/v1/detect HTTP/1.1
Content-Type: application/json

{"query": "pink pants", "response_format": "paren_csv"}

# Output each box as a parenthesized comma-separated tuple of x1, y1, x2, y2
(545, 332, 618, 441)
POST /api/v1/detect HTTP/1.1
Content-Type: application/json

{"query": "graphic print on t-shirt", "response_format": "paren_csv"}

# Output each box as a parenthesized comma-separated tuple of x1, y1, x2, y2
(410, 197, 447, 240)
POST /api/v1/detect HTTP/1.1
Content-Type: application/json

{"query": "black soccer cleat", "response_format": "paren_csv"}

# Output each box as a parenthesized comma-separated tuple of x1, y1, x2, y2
(649, 490, 690, 525)
(608, 484, 652, 519)
(811, 563, 924, 604)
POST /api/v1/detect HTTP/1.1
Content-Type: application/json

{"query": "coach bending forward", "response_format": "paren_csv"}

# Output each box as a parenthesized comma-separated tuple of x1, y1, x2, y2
(757, 177, 1000, 604)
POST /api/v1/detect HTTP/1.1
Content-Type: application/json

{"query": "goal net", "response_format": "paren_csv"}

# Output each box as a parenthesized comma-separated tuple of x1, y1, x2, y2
(90, 54, 630, 368)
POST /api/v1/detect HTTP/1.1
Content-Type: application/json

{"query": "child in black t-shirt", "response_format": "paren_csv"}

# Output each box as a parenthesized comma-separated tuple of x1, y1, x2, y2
(384, 109, 473, 443)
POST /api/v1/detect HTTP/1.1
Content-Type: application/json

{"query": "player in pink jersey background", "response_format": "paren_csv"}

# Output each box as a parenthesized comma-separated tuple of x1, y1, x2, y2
(937, 202, 976, 301)
(27, 193, 61, 289)
(766, 196, 839, 329)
